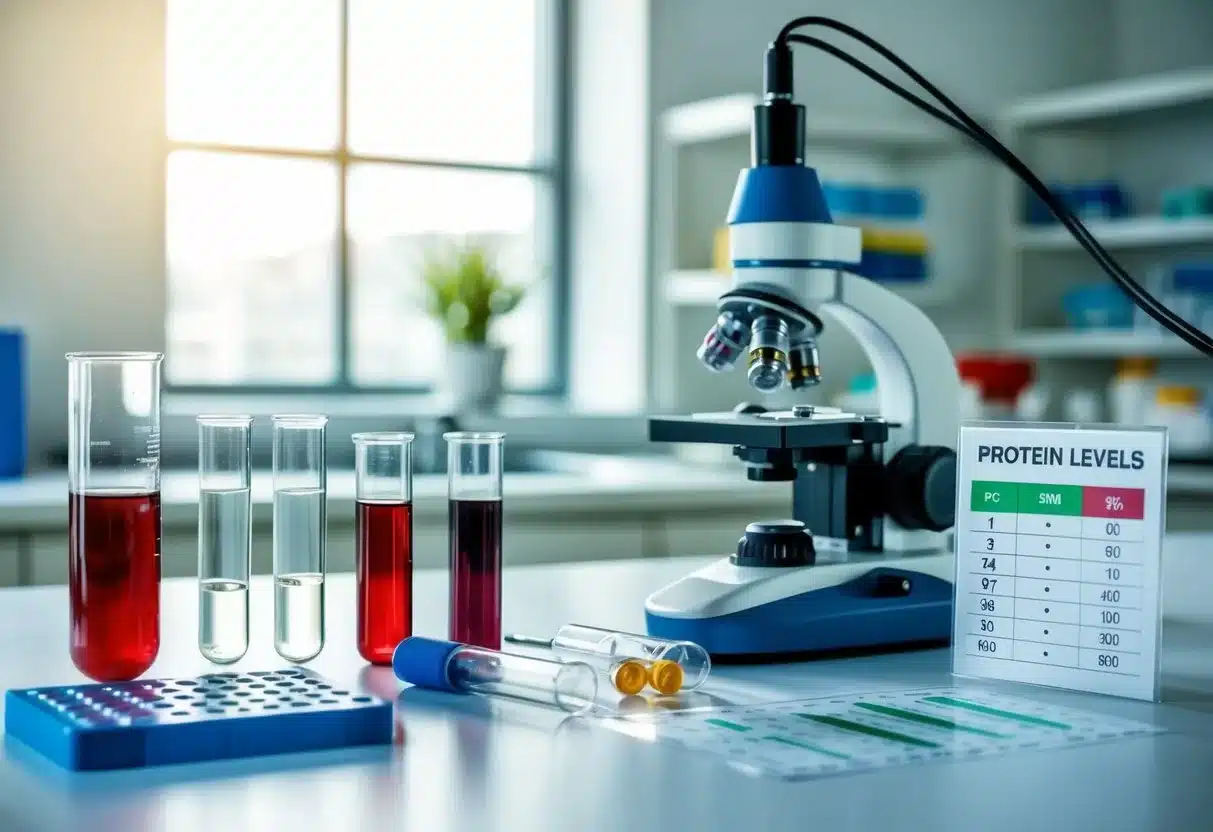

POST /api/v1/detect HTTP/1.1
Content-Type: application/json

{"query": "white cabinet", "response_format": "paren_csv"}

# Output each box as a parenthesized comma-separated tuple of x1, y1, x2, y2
(658, 514, 752, 558)
(30, 534, 67, 585)
(0, 535, 19, 587)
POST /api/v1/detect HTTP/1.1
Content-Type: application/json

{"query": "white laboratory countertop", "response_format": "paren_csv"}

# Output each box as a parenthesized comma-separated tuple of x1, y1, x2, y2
(1, 535, 1213, 831)
(0, 455, 790, 532)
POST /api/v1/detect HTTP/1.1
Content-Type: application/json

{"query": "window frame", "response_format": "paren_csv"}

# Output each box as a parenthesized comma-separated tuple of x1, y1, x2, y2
(164, 0, 571, 397)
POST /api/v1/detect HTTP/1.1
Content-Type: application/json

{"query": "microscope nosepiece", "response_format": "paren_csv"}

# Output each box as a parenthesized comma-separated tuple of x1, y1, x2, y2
(787, 339, 822, 389)
(697, 312, 751, 372)
(747, 315, 791, 393)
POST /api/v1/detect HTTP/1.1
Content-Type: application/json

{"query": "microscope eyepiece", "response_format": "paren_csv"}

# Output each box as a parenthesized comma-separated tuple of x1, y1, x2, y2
(787, 339, 822, 389)
(747, 315, 791, 393)
(697, 311, 751, 373)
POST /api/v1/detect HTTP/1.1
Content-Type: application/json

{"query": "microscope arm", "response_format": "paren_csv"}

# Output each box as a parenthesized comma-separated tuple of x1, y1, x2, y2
(813, 270, 961, 454)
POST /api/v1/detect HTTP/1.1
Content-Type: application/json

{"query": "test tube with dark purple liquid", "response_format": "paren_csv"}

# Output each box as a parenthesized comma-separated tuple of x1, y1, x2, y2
(445, 432, 504, 649)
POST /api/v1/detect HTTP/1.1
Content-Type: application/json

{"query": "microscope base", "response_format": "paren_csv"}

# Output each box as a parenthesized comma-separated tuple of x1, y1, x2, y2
(644, 552, 953, 658)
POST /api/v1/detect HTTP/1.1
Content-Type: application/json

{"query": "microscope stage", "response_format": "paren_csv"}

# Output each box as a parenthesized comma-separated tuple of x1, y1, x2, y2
(649, 410, 889, 449)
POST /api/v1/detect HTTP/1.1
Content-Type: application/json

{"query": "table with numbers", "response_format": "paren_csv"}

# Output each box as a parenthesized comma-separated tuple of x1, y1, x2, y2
(952, 423, 1166, 701)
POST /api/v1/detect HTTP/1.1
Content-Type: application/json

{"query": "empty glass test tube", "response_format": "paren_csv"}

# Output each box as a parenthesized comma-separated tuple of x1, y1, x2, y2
(446, 432, 504, 650)
(197, 415, 253, 664)
(272, 415, 328, 662)
(354, 431, 415, 665)
(509, 625, 712, 695)
(393, 636, 598, 715)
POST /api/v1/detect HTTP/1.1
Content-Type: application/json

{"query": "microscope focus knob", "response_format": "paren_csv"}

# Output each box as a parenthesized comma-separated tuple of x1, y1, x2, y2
(733, 520, 816, 568)
(886, 446, 957, 532)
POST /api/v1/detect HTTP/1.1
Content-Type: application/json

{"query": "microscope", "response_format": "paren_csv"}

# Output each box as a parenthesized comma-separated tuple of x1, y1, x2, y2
(645, 43, 961, 658)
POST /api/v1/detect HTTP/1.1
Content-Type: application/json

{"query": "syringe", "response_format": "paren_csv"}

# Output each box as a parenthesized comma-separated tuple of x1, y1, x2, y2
(506, 624, 712, 695)
(392, 637, 599, 714)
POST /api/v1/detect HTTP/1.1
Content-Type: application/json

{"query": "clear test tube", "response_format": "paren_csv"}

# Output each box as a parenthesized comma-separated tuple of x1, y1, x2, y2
(393, 636, 598, 715)
(272, 415, 328, 662)
(549, 625, 712, 694)
(445, 432, 504, 649)
(353, 431, 415, 665)
(197, 415, 253, 664)
(67, 351, 163, 682)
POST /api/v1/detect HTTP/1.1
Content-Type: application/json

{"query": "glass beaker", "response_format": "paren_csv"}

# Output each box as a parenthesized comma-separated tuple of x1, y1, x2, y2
(272, 414, 328, 662)
(67, 351, 163, 682)
(354, 432, 415, 665)
(445, 432, 504, 649)
(197, 415, 253, 664)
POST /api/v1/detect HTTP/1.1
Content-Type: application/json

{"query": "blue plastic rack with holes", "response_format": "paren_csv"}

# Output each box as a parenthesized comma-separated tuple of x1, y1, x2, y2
(4, 668, 394, 771)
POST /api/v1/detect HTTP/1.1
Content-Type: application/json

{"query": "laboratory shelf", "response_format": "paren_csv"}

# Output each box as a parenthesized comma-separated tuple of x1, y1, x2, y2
(1001, 66, 1213, 129)
(1015, 217, 1213, 252)
(1007, 329, 1196, 358)
(661, 94, 953, 150)
(665, 270, 729, 305)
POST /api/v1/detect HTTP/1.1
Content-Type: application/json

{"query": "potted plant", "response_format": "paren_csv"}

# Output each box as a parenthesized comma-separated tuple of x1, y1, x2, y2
(421, 240, 526, 411)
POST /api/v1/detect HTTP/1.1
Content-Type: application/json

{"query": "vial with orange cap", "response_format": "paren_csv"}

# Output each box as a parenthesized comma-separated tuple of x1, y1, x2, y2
(506, 624, 711, 695)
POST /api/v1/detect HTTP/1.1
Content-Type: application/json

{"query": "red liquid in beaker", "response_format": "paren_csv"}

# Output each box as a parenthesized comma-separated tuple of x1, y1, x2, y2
(68, 491, 161, 681)
(356, 500, 413, 664)
(449, 498, 502, 649)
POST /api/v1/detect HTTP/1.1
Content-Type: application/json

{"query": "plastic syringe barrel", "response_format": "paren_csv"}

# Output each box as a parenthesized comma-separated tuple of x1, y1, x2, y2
(550, 625, 712, 691)
(393, 637, 598, 715)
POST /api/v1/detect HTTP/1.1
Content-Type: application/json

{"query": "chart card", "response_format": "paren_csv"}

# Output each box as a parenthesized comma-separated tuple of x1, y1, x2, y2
(952, 421, 1167, 701)
(598, 688, 1161, 780)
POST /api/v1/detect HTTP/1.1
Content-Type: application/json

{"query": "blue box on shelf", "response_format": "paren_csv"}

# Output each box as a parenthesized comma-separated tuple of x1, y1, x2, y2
(821, 182, 871, 219)
(870, 186, 924, 220)
(1172, 263, 1213, 294)
(860, 250, 928, 283)
(1024, 182, 1067, 225)
(4, 668, 394, 771)
(1074, 181, 1131, 221)
(0, 330, 26, 479)
(1063, 284, 1134, 329)
(1162, 186, 1213, 219)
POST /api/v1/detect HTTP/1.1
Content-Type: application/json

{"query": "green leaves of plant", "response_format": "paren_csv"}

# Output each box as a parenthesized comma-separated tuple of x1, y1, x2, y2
(420, 240, 527, 344)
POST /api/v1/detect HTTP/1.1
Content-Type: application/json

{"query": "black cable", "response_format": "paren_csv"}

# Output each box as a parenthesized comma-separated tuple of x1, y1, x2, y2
(786, 22, 1200, 346)
(784, 35, 1175, 324)
(785, 36, 974, 143)
(778, 20, 1213, 357)
(784, 22, 1213, 354)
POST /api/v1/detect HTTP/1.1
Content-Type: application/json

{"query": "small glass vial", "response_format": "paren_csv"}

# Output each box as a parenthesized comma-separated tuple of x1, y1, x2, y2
(197, 415, 253, 664)
(272, 415, 328, 663)
(353, 431, 415, 665)
(393, 636, 598, 715)
(445, 432, 504, 649)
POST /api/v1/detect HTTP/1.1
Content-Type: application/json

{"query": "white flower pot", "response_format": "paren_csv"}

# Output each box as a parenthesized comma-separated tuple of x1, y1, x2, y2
(437, 343, 507, 412)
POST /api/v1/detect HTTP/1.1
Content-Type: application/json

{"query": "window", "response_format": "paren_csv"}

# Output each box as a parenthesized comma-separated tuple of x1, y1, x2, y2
(165, 0, 565, 392)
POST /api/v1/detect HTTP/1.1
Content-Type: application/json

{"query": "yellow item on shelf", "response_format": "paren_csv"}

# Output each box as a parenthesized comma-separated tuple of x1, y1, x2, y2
(712, 227, 731, 274)
(1156, 385, 1202, 406)
(648, 659, 684, 695)
(1116, 357, 1156, 380)
(611, 659, 650, 696)
(860, 227, 930, 255)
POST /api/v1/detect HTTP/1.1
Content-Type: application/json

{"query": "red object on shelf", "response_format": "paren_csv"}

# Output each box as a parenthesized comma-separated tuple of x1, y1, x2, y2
(956, 354, 1035, 404)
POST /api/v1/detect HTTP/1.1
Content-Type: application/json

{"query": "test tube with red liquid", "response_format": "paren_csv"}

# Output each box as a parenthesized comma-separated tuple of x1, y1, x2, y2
(67, 351, 163, 682)
(445, 432, 504, 649)
(353, 431, 415, 664)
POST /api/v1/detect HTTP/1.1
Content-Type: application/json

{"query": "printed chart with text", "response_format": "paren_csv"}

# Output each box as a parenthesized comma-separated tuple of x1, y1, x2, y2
(953, 423, 1166, 700)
